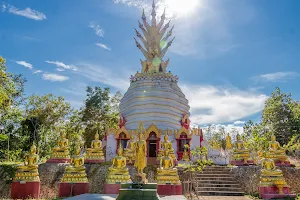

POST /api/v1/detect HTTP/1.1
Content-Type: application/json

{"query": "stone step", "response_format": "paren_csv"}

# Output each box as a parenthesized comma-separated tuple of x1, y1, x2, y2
(196, 186, 244, 192)
(196, 177, 235, 181)
(197, 183, 240, 188)
(196, 180, 238, 184)
(197, 173, 233, 177)
(196, 190, 245, 196)
(201, 170, 231, 173)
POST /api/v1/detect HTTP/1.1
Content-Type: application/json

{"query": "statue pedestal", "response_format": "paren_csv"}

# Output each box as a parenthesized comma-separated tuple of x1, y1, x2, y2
(230, 160, 254, 166)
(274, 160, 291, 167)
(157, 184, 182, 195)
(104, 183, 121, 194)
(11, 181, 40, 199)
(259, 186, 296, 199)
(84, 159, 105, 164)
(58, 182, 88, 198)
(46, 158, 71, 163)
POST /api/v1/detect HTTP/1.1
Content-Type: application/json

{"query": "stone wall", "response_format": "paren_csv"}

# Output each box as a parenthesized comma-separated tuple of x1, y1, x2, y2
(0, 163, 157, 199)
(230, 166, 300, 195)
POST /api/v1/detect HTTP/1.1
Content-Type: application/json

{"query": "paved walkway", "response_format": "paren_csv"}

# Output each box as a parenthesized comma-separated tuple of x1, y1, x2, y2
(64, 194, 252, 200)
(200, 196, 251, 200)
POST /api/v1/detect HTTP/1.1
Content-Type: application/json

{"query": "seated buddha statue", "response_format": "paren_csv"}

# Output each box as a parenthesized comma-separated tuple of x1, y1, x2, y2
(86, 131, 105, 161)
(157, 134, 176, 161)
(61, 144, 88, 183)
(259, 154, 287, 194)
(106, 143, 131, 184)
(265, 135, 288, 163)
(14, 144, 39, 181)
(157, 149, 181, 185)
(51, 130, 70, 159)
(123, 135, 136, 164)
(231, 134, 250, 164)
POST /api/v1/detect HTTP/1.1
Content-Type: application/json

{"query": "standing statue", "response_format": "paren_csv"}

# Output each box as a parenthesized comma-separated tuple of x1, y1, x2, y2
(226, 133, 232, 150)
(134, 133, 147, 174)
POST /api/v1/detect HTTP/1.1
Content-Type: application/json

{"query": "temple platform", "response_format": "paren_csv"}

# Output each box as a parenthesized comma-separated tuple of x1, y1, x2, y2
(46, 158, 71, 163)
(58, 182, 89, 198)
(274, 160, 291, 167)
(259, 186, 296, 199)
(11, 181, 40, 199)
(104, 183, 122, 194)
(157, 184, 182, 196)
(85, 159, 105, 164)
(230, 160, 254, 166)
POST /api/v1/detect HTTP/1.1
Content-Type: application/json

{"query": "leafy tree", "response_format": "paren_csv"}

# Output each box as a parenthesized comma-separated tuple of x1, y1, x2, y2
(21, 94, 72, 157)
(81, 87, 121, 146)
(261, 87, 298, 145)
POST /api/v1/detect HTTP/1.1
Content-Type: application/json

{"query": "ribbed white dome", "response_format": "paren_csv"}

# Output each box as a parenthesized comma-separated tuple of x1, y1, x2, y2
(119, 73, 190, 130)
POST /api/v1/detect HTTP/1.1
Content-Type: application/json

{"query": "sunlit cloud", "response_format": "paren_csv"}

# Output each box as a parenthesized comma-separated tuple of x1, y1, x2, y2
(233, 120, 245, 125)
(95, 43, 111, 51)
(45, 60, 77, 71)
(15, 60, 33, 70)
(89, 21, 104, 37)
(181, 84, 268, 125)
(4, 3, 46, 20)
(253, 71, 299, 82)
(42, 73, 69, 82)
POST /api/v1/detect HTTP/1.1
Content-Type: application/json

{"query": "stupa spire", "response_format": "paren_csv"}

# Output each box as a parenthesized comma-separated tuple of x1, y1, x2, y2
(134, 0, 175, 73)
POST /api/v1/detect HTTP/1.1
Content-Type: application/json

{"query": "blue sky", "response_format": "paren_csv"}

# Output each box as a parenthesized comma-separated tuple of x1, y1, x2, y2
(1, 0, 300, 130)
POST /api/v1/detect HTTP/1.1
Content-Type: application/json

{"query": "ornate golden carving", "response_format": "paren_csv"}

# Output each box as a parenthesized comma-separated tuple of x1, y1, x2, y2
(145, 123, 162, 139)
(176, 127, 192, 139)
(115, 126, 130, 139)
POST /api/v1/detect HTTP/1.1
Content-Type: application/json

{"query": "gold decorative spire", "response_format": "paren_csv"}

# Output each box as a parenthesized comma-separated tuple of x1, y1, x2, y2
(134, 0, 175, 73)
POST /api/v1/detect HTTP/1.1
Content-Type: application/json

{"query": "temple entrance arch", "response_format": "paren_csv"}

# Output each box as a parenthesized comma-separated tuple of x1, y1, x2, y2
(147, 132, 158, 157)
(115, 127, 130, 152)
(176, 127, 192, 160)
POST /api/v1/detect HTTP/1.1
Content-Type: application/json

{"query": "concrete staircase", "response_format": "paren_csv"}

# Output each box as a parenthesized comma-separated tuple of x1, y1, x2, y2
(195, 166, 245, 196)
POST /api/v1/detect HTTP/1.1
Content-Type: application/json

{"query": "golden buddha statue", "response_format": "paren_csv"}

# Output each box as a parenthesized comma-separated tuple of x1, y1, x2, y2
(182, 147, 190, 161)
(123, 135, 136, 164)
(265, 135, 288, 163)
(157, 134, 175, 161)
(231, 134, 250, 164)
(51, 130, 70, 159)
(259, 154, 287, 194)
(157, 149, 181, 184)
(61, 144, 88, 183)
(85, 131, 105, 161)
(14, 144, 39, 181)
(134, 133, 147, 174)
(226, 133, 232, 150)
(106, 143, 131, 184)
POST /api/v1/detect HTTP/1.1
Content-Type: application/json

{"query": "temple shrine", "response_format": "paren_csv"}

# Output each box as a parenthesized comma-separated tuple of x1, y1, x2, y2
(104, 1, 203, 164)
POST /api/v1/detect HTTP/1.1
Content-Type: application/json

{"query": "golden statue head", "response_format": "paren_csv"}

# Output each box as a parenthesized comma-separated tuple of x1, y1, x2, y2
(61, 130, 66, 138)
(271, 135, 276, 141)
(130, 135, 134, 140)
(236, 134, 241, 140)
(164, 134, 168, 141)
(30, 144, 37, 154)
(227, 132, 230, 137)
(117, 142, 123, 156)
(95, 131, 100, 140)
(74, 144, 81, 156)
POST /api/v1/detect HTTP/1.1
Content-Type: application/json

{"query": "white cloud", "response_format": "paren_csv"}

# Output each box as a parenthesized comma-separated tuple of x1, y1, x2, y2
(15, 60, 33, 70)
(253, 72, 299, 82)
(45, 61, 77, 71)
(7, 5, 46, 20)
(1, 3, 6, 12)
(33, 70, 42, 74)
(233, 120, 245, 125)
(42, 73, 69, 82)
(56, 68, 65, 72)
(181, 84, 268, 125)
(95, 43, 111, 51)
(75, 63, 130, 91)
(89, 22, 104, 37)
